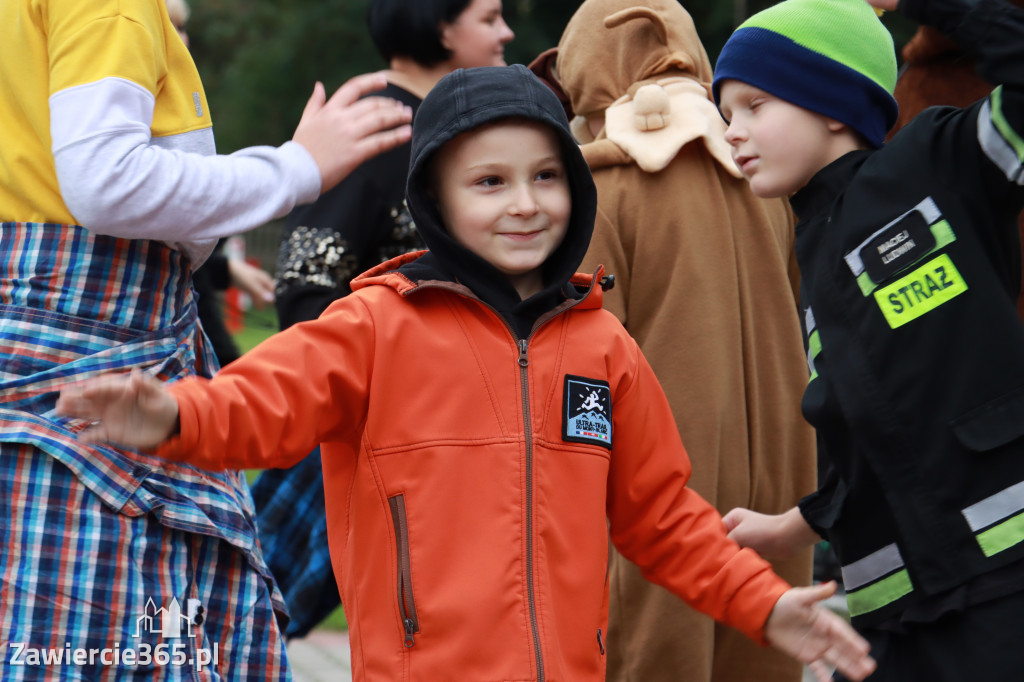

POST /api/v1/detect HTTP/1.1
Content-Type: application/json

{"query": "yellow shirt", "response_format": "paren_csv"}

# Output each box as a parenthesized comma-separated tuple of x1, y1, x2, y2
(0, 0, 211, 225)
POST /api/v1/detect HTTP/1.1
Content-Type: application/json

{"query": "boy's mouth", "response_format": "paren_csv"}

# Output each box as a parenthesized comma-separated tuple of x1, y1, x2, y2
(734, 155, 757, 174)
(501, 230, 544, 241)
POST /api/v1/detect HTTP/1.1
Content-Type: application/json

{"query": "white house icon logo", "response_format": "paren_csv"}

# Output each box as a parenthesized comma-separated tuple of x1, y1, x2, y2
(133, 598, 196, 639)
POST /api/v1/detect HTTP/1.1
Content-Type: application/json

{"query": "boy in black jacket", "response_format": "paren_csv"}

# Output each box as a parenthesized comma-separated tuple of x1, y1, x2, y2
(713, 0, 1024, 678)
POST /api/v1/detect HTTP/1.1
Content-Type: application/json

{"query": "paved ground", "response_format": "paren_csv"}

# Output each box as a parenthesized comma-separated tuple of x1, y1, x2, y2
(287, 630, 351, 682)
(286, 628, 830, 681)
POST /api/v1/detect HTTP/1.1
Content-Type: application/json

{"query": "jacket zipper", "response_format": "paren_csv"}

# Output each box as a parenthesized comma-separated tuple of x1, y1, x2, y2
(512, 298, 596, 682)
(518, 338, 545, 682)
(403, 277, 601, 678)
(388, 494, 419, 647)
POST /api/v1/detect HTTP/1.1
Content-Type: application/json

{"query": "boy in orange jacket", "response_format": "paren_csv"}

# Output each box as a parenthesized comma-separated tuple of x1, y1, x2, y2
(58, 64, 873, 681)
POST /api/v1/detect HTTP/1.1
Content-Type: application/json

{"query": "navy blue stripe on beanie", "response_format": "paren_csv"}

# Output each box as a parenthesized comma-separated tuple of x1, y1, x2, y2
(712, 0, 898, 148)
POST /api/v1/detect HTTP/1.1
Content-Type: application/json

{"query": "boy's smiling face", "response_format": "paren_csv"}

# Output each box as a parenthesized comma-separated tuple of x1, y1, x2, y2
(433, 119, 571, 300)
(719, 80, 850, 198)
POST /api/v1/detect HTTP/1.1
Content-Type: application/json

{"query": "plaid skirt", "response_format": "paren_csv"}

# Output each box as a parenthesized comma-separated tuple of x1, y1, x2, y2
(0, 223, 290, 679)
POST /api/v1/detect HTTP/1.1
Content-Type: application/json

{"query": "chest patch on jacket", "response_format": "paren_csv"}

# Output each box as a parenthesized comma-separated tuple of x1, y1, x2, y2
(843, 197, 957, 296)
(563, 375, 612, 449)
(860, 210, 936, 284)
(873, 254, 968, 328)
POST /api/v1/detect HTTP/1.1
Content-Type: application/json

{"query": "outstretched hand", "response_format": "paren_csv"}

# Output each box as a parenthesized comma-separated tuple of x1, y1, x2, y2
(293, 72, 413, 193)
(55, 369, 179, 451)
(767, 582, 876, 682)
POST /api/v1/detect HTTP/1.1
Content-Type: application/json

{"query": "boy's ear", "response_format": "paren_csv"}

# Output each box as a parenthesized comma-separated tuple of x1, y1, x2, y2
(825, 117, 874, 151)
(825, 117, 847, 133)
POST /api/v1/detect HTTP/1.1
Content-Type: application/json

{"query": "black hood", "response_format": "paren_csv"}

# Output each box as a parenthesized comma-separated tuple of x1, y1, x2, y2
(402, 64, 598, 337)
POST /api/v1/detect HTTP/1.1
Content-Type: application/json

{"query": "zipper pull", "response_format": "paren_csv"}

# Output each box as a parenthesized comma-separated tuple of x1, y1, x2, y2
(597, 628, 605, 655)
(518, 339, 529, 367)
(404, 618, 416, 648)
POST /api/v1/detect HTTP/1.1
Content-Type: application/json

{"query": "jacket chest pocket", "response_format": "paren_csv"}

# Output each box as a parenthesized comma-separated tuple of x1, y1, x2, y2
(389, 493, 420, 648)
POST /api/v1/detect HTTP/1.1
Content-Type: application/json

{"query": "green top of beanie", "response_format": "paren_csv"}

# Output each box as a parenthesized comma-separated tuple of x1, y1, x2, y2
(740, 0, 897, 93)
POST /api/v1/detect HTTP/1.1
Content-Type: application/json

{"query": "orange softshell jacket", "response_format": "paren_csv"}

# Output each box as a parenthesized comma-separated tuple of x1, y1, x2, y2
(159, 255, 789, 681)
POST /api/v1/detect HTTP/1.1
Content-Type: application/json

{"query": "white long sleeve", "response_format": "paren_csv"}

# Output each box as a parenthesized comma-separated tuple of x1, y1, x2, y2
(51, 77, 321, 264)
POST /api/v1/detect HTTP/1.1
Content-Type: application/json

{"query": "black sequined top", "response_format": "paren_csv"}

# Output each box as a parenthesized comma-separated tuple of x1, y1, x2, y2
(274, 83, 424, 330)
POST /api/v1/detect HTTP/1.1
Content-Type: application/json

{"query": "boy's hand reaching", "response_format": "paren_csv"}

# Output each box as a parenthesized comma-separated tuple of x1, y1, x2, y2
(56, 369, 179, 451)
(723, 506, 820, 559)
(767, 582, 876, 681)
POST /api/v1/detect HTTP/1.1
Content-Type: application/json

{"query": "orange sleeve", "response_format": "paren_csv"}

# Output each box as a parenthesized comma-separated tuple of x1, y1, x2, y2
(156, 295, 377, 471)
(606, 343, 790, 644)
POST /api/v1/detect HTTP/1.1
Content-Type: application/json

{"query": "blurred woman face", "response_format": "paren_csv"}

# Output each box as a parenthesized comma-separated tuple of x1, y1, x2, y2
(440, 0, 514, 69)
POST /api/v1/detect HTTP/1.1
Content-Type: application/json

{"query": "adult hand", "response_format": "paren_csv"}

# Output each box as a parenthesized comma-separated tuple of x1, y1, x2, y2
(55, 369, 179, 451)
(767, 582, 876, 682)
(228, 258, 275, 308)
(293, 72, 413, 193)
(722, 506, 819, 560)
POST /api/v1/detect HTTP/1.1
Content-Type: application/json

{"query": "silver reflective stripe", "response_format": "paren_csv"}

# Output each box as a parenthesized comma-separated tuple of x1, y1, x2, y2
(978, 95, 1024, 185)
(841, 543, 905, 591)
(843, 197, 943, 277)
(805, 308, 818, 379)
(962, 480, 1024, 532)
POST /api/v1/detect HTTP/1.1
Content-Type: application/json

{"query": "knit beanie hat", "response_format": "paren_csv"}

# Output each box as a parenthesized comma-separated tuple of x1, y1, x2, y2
(712, 0, 898, 148)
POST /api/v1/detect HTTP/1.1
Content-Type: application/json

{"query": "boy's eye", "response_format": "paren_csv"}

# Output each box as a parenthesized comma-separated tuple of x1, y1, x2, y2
(477, 176, 502, 187)
(536, 170, 558, 181)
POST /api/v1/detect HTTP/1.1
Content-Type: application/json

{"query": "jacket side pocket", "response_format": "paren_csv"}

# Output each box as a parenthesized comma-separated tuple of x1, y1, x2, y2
(388, 493, 420, 647)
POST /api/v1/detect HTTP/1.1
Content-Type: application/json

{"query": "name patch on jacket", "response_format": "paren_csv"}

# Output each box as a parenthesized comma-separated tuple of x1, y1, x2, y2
(563, 375, 612, 449)
(860, 210, 936, 284)
(843, 197, 957, 297)
(873, 254, 968, 328)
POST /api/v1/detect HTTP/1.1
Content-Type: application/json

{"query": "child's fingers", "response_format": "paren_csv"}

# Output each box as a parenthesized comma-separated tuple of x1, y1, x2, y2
(721, 508, 742, 532)
(54, 393, 101, 420)
(815, 608, 875, 681)
(77, 422, 114, 445)
(806, 658, 836, 682)
(806, 580, 838, 605)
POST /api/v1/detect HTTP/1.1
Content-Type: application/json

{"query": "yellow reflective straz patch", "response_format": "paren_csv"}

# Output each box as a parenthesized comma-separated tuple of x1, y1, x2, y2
(873, 254, 967, 329)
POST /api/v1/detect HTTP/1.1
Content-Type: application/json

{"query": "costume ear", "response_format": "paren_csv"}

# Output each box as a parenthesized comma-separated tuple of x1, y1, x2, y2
(603, 7, 668, 46)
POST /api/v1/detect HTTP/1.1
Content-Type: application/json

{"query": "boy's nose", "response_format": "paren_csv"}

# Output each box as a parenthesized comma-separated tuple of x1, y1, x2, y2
(508, 185, 539, 216)
(723, 120, 744, 146)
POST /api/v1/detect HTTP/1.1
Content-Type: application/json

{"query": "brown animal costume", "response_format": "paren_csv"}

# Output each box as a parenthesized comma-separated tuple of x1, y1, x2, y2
(888, 10, 1024, 318)
(555, 1, 816, 680)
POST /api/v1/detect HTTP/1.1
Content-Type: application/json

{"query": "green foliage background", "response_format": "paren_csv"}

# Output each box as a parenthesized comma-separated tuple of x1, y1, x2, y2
(186, 0, 916, 155)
